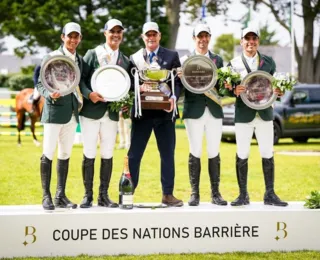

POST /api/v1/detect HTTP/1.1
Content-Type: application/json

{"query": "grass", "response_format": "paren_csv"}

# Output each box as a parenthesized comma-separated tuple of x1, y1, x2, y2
(3, 251, 320, 260)
(0, 131, 319, 205)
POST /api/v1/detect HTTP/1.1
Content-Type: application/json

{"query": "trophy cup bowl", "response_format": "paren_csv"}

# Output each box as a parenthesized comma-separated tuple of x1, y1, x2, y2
(132, 66, 175, 110)
(40, 55, 80, 96)
(139, 69, 171, 82)
(240, 71, 277, 110)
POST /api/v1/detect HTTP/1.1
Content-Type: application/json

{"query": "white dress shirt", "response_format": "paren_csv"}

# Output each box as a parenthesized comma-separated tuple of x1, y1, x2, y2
(105, 44, 119, 65)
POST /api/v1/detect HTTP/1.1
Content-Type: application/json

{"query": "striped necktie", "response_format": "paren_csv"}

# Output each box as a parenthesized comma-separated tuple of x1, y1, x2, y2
(149, 52, 155, 63)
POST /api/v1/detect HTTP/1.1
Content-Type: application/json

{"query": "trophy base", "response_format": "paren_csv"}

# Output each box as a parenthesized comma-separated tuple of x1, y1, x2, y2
(141, 92, 171, 110)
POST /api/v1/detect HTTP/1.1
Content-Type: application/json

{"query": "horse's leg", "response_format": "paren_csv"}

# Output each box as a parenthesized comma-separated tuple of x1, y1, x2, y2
(17, 130, 21, 147)
(30, 116, 41, 147)
(16, 111, 23, 147)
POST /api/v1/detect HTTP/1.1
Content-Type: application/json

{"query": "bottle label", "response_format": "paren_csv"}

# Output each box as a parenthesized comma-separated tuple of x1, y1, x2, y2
(122, 195, 133, 205)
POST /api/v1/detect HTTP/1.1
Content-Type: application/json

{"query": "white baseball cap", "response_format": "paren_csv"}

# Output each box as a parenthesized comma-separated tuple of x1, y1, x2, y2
(242, 27, 259, 38)
(104, 19, 124, 31)
(193, 24, 211, 36)
(142, 22, 160, 34)
(63, 22, 81, 36)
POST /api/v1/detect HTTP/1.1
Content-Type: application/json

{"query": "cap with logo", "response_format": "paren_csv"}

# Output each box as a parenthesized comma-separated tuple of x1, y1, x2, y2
(193, 24, 211, 36)
(142, 22, 160, 34)
(63, 22, 81, 36)
(241, 27, 260, 38)
(104, 19, 124, 31)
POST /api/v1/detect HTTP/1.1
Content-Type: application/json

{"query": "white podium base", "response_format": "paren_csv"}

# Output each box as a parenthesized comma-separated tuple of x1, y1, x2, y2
(0, 202, 319, 258)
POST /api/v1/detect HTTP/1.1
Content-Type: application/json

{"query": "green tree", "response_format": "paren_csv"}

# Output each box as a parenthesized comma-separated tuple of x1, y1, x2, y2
(213, 34, 240, 62)
(0, 0, 168, 57)
(259, 23, 279, 46)
(242, 0, 320, 83)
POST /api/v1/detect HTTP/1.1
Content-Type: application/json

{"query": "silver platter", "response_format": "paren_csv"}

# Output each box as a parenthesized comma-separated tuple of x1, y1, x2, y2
(240, 71, 277, 110)
(91, 65, 131, 101)
(40, 55, 80, 96)
(181, 55, 218, 94)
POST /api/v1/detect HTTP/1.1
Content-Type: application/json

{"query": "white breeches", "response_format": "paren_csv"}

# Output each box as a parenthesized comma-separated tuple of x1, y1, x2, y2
(43, 116, 77, 160)
(235, 117, 274, 159)
(184, 107, 222, 158)
(33, 88, 40, 100)
(118, 115, 131, 146)
(80, 112, 118, 159)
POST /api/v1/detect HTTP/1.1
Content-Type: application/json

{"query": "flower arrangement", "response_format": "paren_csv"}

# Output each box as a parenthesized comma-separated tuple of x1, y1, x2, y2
(272, 72, 296, 92)
(304, 190, 320, 209)
(108, 91, 134, 119)
(217, 66, 241, 95)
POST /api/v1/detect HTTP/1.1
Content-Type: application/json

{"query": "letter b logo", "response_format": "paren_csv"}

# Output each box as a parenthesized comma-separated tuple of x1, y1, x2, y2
(275, 222, 287, 241)
(23, 226, 37, 246)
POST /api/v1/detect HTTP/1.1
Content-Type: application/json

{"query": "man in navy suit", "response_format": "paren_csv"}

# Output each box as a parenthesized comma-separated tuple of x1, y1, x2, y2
(129, 22, 183, 206)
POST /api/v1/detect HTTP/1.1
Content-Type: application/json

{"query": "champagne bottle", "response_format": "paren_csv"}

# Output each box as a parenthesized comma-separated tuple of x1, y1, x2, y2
(119, 156, 133, 209)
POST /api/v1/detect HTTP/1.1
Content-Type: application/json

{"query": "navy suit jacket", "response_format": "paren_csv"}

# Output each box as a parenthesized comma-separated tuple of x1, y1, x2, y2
(130, 46, 182, 120)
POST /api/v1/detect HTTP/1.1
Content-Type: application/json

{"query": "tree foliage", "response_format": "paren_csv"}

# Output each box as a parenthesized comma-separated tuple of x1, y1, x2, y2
(7, 74, 33, 91)
(213, 34, 240, 62)
(0, 0, 169, 57)
(243, 0, 320, 83)
(259, 23, 279, 46)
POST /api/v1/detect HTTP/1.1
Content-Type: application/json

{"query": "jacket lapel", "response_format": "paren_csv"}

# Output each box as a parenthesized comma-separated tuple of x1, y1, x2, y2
(117, 52, 123, 66)
(209, 51, 218, 65)
(76, 53, 83, 73)
(156, 46, 164, 68)
(257, 52, 265, 70)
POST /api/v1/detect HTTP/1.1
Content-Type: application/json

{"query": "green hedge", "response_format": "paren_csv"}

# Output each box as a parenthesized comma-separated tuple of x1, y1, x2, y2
(7, 74, 33, 91)
(0, 74, 9, 88)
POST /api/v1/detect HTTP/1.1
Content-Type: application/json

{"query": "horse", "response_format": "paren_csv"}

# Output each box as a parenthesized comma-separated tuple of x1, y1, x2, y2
(15, 88, 44, 146)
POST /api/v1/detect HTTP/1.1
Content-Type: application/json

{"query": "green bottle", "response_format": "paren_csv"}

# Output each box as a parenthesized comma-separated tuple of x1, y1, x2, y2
(119, 156, 133, 209)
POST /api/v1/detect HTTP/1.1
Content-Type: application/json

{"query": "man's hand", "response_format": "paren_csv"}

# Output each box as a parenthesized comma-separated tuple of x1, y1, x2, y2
(89, 92, 105, 103)
(50, 91, 61, 99)
(176, 67, 182, 79)
(121, 106, 129, 113)
(140, 83, 153, 93)
(274, 87, 284, 97)
(224, 82, 233, 90)
(164, 98, 174, 113)
(234, 85, 246, 97)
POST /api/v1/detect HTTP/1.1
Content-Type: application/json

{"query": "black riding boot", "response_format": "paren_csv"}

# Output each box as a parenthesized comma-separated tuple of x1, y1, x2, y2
(54, 159, 77, 209)
(80, 155, 95, 208)
(231, 155, 250, 206)
(97, 158, 118, 208)
(188, 154, 201, 206)
(209, 155, 227, 205)
(263, 157, 288, 207)
(40, 155, 54, 210)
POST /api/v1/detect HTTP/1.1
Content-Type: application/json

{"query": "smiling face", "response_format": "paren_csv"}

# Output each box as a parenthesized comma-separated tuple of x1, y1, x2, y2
(241, 32, 260, 57)
(193, 31, 211, 53)
(142, 30, 161, 52)
(61, 32, 82, 54)
(104, 25, 124, 50)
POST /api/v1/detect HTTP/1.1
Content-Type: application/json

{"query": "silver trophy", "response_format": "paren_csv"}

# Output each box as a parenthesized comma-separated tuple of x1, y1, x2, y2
(240, 71, 277, 110)
(180, 55, 220, 106)
(40, 55, 80, 96)
(91, 65, 131, 101)
(131, 56, 176, 110)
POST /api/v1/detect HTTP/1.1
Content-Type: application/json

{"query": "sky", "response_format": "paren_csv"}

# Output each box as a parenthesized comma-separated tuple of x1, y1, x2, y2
(2, 1, 319, 56)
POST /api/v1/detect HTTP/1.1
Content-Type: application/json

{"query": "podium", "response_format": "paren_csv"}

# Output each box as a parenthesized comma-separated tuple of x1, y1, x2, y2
(1, 202, 319, 258)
